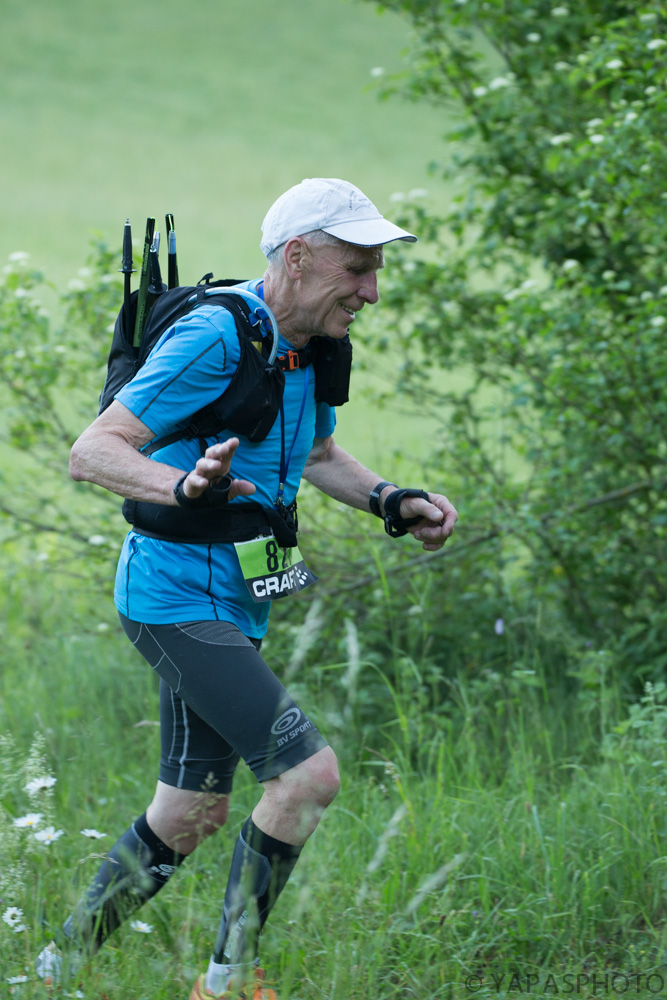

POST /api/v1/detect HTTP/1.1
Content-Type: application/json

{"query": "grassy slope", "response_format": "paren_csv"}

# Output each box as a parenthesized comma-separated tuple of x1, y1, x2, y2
(2, 578, 667, 996)
(0, 0, 457, 469)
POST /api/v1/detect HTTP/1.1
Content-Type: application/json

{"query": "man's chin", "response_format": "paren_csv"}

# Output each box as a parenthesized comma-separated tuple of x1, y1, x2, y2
(325, 326, 351, 340)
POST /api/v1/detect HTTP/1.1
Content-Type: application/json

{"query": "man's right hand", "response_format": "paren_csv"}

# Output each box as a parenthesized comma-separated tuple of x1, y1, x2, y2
(182, 438, 256, 502)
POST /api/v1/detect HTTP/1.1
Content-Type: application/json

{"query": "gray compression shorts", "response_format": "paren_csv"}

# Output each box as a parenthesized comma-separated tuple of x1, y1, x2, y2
(119, 614, 328, 794)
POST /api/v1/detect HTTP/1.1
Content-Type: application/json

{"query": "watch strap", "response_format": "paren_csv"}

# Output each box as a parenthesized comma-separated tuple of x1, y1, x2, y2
(369, 480, 397, 519)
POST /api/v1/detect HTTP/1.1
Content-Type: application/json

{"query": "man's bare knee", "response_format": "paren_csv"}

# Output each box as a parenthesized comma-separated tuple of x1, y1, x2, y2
(275, 747, 339, 806)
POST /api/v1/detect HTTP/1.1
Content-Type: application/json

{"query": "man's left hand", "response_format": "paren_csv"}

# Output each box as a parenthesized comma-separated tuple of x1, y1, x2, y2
(400, 492, 458, 552)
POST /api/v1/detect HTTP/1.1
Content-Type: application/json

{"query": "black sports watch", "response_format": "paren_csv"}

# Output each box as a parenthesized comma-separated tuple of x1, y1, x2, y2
(369, 481, 398, 519)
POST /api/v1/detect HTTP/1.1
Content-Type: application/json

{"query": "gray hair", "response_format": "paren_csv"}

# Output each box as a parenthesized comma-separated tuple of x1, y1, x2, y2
(265, 229, 344, 269)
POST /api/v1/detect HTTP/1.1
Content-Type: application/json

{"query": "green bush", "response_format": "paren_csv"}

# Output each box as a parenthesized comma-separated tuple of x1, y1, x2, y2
(354, 0, 667, 675)
(0, 245, 125, 602)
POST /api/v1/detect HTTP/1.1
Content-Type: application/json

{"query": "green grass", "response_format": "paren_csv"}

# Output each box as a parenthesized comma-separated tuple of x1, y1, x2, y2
(2, 574, 667, 998)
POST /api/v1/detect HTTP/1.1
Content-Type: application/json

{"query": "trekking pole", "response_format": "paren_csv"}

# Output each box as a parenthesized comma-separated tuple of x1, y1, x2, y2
(165, 213, 179, 289)
(133, 217, 155, 348)
(119, 219, 135, 336)
(147, 231, 166, 311)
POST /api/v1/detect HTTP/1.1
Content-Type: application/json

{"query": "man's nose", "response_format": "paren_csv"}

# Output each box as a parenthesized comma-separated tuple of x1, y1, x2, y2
(359, 272, 379, 305)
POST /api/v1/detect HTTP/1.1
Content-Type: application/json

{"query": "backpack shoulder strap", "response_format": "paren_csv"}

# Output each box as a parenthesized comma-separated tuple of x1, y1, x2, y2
(141, 289, 278, 456)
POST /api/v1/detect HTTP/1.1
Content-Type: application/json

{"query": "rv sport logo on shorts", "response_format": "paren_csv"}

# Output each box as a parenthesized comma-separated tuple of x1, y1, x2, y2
(234, 536, 318, 603)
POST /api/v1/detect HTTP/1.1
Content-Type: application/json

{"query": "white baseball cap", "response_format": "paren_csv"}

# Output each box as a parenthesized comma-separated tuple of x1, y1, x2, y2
(260, 177, 417, 257)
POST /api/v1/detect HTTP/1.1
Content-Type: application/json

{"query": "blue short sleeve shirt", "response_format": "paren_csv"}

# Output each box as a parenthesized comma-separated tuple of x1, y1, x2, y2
(113, 279, 336, 637)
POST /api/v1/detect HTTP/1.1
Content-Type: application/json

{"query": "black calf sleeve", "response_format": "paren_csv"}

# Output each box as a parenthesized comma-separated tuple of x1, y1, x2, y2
(213, 816, 302, 965)
(64, 812, 185, 951)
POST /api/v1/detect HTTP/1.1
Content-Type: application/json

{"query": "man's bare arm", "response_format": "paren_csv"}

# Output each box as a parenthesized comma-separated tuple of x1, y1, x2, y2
(69, 400, 255, 504)
(302, 435, 458, 552)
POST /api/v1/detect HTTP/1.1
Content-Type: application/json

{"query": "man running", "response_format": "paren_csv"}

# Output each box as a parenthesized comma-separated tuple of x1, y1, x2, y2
(38, 178, 458, 999)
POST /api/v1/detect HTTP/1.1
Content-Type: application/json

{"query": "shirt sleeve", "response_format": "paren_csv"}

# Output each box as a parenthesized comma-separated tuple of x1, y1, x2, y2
(115, 306, 241, 438)
(315, 401, 336, 439)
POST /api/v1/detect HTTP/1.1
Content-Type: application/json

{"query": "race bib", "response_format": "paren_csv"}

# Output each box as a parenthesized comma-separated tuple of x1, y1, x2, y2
(234, 535, 318, 603)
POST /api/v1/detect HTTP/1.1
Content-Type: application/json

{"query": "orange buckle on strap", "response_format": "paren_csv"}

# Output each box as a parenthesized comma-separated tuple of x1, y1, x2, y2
(278, 350, 300, 371)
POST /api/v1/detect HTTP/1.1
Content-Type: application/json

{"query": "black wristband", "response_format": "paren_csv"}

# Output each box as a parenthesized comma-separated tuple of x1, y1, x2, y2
(382, 487, 430, 538)
(173, 472, 233, 509)
(369, 481, 398, 519)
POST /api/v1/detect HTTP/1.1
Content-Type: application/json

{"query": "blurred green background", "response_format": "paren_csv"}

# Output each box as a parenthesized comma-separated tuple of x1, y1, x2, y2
(0, 0, 447, 285)
(1, 0, 455, 468)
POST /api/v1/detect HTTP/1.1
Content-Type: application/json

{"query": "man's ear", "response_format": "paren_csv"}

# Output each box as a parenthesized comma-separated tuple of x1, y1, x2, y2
(283, 237, 310, 280)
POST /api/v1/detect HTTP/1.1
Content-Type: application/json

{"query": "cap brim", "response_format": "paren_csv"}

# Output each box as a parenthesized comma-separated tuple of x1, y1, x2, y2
(322, 217, 417, 246)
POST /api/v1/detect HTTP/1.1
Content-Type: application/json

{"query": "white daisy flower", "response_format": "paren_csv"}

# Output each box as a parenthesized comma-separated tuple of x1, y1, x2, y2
(13, 813, 43, 829)
(80, 828, 107, 839)
(2, 907, 24, 927)
(130, 920, 153, 933)
(7, 976, 29, 984)
(34, 826, 64, 845)
(25, 775, 56, 795)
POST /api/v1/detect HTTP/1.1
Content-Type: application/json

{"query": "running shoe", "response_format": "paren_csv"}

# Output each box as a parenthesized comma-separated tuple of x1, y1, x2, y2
(189, 967, 277, 1000)
(35, 942, 82, 986)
